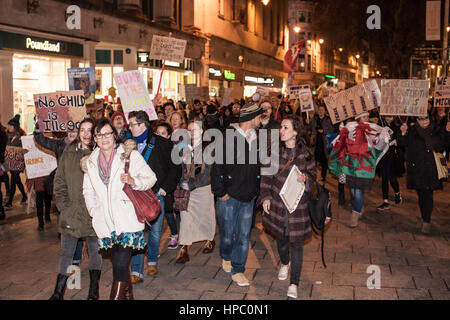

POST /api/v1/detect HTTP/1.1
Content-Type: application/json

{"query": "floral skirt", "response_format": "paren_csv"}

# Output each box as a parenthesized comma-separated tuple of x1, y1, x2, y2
(98, 231, 146, 253)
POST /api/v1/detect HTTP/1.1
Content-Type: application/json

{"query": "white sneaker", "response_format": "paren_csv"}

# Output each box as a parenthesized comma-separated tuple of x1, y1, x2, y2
(278, 263, 290, 281)
(232, 273, 250, 287)
(287, 284, 298, 299)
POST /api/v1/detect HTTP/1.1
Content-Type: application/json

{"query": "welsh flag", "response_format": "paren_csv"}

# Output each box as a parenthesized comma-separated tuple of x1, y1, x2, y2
(284, 40, 305, 74)
(328, 122, 390, 179)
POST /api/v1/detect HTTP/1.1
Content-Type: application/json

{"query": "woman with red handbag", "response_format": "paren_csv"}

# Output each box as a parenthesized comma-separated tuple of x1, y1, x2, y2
(82, 119, 157, 300)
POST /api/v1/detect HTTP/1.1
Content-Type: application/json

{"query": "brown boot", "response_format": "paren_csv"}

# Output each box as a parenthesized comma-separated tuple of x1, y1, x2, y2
(176, 245, 190, 264)
(202, 240, 215, 254)
(109, 281, 128, 300)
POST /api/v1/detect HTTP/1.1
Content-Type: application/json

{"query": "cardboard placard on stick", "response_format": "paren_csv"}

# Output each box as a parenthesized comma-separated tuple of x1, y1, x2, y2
(114, 70, 157, 121)
(21, 136, 57, 179)
(4, 146, 25, 172)
(380, 79, 429, 116)
(434, 77, 450, 107)
(324, 80, 381, 124)
(34, 90, 86, 132)
(149, 35, 187, 64)
(298, 85, 314, 112)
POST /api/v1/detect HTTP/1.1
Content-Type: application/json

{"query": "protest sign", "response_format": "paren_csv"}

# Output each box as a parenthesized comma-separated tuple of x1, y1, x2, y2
(434, 77, 450, 107)
(298, 85, 314, 112)
(68, 68, 95, 104)
(289, 85, 302, 99)
(256, 86, 270, 98)
(180, 85, 210, 104)
(4, 146, 25, 172)
(197, 87, 210, 101)
(21, 136, 57, 179)
(34, 90, 86, 132)
(324, 80, 381, 124)
(149, 35, 187, 63)
(113, 70, 157, 121)
(380, 79, 429, 116)
(222, 87, 244, 106)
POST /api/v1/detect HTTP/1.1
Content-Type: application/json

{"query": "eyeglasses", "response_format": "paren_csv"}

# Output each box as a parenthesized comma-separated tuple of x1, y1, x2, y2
(417, 117, 429, 121)
(95, 132, 113, 139)
(129, 122, 142, 127)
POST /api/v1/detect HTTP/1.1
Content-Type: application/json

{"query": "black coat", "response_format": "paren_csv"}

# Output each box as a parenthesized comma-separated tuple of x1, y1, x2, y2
(397, 123, 446, 191)
(0, 127, 7, 164)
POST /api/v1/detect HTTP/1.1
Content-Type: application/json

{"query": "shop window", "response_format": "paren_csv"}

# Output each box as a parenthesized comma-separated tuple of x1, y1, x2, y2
(96, 50, 111, 64)
(298, 11, 306, 23)
(114, 50, 123, 65)
(142, 0, 154, 20)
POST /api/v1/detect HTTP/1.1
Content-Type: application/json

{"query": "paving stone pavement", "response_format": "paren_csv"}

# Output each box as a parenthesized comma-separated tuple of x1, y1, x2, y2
(0, 173, 449, 300)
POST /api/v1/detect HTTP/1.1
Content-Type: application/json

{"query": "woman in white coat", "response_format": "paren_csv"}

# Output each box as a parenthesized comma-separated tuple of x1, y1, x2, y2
(83, 119, 157, 300)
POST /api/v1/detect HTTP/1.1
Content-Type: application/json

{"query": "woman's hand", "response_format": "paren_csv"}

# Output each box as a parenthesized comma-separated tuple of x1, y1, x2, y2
(262, 200, 271, 214)
(400, 123, 408, 136)
(446, 122, 450, 132)
(297, 174, 307, 183)
(120, 173, 135, 186)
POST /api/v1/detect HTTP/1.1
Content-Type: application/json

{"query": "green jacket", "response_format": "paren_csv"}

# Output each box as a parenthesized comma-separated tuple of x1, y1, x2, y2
(53, 143, 95, 238)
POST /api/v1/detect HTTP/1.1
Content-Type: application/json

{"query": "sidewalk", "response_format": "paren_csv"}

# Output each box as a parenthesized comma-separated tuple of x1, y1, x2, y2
(0, 173, 449, 300)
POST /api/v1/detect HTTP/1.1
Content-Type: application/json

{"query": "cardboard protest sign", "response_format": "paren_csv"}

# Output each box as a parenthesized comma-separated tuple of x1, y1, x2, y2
(4, 146, 25, 172)
(21, 136, 57, 179)
(68, 68, 95, 104)
(324, 80, 381, 124)
(222, 87, 244, 106)
(380, 79, 429, 116)
(289, 85, 303, 99)
(113, 70, 157, 121)
(180, 85, 210, 104)
(149, 35, 187, 63)
(298, 85, 314, 112)
(434, 77, 450, 107)
(34, 90, 86, 132)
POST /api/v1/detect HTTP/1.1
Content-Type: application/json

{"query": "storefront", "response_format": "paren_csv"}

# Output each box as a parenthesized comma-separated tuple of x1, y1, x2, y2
(0, 30, 85, 133)
(137, 51, 196, 101)
(208, 65, 242, 98)
(243, 72, 284, 98)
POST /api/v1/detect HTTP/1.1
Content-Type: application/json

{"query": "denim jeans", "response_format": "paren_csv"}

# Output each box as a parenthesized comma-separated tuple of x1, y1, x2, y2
(130, 195, 164, 278)
(165, 210, 178, 236)
(72, 238, 84, 265)
(216, 196, 254, 275)
(350, 188, 364, 213)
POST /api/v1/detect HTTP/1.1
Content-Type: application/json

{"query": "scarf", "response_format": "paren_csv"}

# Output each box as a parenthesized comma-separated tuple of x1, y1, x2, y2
(132, 129, 149, 144)
(98, 148, 117, 185)
(415, 121, 435, 151)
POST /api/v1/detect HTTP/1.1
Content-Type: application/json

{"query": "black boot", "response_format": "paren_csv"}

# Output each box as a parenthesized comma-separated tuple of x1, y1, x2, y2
(87, 270, 101, 300)
(0, 206, 5, 220)
(49, 274, 69, 300)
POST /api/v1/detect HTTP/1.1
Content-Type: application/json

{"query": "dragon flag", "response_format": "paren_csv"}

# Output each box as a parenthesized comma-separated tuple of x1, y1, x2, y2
(328, 121, 390, 180)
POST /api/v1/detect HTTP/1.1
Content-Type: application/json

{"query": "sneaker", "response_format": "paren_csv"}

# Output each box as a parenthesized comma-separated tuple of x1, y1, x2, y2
(278, 263, 290, 281)
(287, 284, 298, 299)
(222, 259, 232, 273)
(350, 210, 359, 228)
(168, 235, 179, 250)
(232, 273, 250, 287)
(376, 202, 390, 212)
(394, 193, 402, 205)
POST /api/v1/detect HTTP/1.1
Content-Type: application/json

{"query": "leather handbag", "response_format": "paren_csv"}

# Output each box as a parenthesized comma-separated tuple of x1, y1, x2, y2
(122, 156, 161, 226)
(173, 188, 190, 212)
(433, 152, 449, 180)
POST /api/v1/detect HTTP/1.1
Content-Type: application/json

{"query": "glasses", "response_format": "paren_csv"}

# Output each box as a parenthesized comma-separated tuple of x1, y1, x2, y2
(129, 122, 142, 127)
(418, 117, 429, 121)
(95, 132, 113, 139)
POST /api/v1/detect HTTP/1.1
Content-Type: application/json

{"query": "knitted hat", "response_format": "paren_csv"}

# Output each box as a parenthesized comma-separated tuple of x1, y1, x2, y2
(111, 111, 126, 124)
(239, 102, 264, 123)
(206, 104, 217, 114)
(8, 118, 20, 128)
(355, 112, 369, 120)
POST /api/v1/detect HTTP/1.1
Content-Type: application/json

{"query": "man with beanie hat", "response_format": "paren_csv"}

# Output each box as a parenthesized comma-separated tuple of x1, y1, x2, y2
(211, 102, 264, 287)
(205, 103, 223, 131)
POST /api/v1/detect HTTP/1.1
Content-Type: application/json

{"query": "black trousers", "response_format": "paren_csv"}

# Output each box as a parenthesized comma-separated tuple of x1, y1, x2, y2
(276, 234, 304, 286)
(381, 175, 400, 200)
(7, 171, 26, 204)
(1, 172, 9, 193)
(109, 245, 133, 282)
(36, 190, 52, 227)
(416, 189, 434, 223)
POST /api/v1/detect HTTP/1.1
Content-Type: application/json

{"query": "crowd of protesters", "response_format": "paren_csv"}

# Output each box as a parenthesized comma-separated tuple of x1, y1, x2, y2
(0, 91, 449, 301)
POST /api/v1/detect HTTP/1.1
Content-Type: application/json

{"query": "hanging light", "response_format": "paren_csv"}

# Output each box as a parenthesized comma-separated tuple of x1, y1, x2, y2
(319, 39, 324, 44)
(356, 54, 360, 59)
(262, 0, 270, 5)
(293, 26, 301, 33)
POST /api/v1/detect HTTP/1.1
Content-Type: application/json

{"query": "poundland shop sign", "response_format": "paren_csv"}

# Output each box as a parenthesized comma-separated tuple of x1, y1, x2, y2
(0, 31, 83, 57)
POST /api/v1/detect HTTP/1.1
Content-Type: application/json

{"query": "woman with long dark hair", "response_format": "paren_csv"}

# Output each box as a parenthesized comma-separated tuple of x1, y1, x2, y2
(259, 115, 316, 299)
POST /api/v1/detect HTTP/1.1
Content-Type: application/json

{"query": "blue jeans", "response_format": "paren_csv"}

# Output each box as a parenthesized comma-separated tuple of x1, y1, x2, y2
(216, 196, 254, 275)
(130, 195, 164, 278)
(72, 238, 84, 264)
(165, 210, 178, 236)
(350, 188, 364, 213)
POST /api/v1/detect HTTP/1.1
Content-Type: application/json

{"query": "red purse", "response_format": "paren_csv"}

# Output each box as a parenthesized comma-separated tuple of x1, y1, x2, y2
(122, 157, 161, 226)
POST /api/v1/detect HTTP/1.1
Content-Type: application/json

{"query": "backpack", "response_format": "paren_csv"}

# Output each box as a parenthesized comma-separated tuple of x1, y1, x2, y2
(307, 182, 332, 268)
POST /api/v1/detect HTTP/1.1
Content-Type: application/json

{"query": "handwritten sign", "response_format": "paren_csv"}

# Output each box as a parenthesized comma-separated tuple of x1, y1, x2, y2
(324, 80, 381, 124)
(21, 136, 57, 179)
(380, 79, 429, 116)
(114, 70, 157, 121)
(34, 90, 86, 132)
(289, 85, 303, 99)
(179, 85, 210, 104)
(434, 77, 450, 107)
(149, 35, 187, 63)
(4, 146, 25, 172)
(256, 86, 270, 98)
(297, 85, 314, 112)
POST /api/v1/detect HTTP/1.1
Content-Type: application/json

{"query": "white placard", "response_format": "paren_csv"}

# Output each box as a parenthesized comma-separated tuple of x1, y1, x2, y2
(279, 165, 305, 214)
(434, 77, 450, 107)
(149, 35, 187, 63)
(21, 135, 57, 179)
(380, 79, 429, 116)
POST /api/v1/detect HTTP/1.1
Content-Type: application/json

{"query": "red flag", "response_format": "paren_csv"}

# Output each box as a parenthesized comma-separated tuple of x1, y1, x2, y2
(283, 40, 305, 74)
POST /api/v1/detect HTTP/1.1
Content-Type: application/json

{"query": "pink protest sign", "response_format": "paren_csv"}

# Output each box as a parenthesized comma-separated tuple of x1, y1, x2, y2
(113, 70, 157, 121)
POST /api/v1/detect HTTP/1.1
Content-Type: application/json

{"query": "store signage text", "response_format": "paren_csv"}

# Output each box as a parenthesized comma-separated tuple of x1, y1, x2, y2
(245, 76, 274, 84)
(209, 68, 222, 77)
(66, 5, 81, 30)
(224, 70, 236, 80)
(26, 38, 61, 53)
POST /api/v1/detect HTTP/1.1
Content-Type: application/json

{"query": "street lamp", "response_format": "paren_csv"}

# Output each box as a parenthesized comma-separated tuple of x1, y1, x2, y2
(431, 64, 436, 69)
(261, 0, 270, 5)
(319, 39, 324, 44)
(339, 47, 343, 52)
(447, 26, 450, 32)
(356, 54, 360, 59)
(293, 26, 301, 33)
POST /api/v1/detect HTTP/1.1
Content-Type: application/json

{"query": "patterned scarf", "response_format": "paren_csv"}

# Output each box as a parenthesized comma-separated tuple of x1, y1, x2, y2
(98, 148, 117, 185)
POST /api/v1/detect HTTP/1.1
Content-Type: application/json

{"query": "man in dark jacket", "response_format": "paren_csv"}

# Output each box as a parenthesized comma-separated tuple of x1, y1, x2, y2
(211, 102, 264, 287)
(128, 111, 182, 282)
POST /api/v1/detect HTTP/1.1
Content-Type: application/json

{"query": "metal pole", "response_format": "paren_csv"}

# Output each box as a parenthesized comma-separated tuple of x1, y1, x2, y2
(443, 0, 449, 76)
